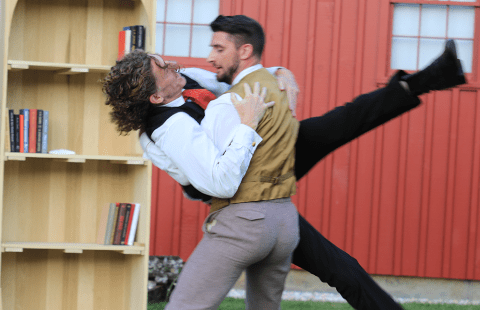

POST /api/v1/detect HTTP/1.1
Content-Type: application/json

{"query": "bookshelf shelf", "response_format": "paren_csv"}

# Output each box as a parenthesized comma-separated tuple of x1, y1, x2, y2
(1, 0, 155, 308)
(7, 60, 112, 74)
(4, 152, 148, 165)
(2, 242, 145, 255)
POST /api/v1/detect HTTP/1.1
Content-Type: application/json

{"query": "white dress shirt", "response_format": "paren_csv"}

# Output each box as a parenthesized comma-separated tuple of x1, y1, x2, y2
(140, 65, 279, 198)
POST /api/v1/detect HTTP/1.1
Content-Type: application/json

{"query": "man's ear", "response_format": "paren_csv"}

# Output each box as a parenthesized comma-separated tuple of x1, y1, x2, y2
(238, 44, 254, 60)
(150, 93, 164, 104)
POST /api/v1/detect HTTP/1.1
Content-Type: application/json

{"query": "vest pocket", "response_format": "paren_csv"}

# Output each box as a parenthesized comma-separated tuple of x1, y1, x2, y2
(235, 210, 265, 221)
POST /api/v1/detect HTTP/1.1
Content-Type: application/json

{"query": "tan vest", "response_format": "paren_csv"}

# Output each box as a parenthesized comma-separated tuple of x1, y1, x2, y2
(210, 68, 300, 212)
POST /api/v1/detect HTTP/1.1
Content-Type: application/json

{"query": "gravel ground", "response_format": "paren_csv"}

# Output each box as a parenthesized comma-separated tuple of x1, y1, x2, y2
(227, 289, 480, 305)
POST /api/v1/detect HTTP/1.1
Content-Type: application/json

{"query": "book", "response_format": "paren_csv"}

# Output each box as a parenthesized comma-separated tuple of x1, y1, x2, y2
(118, 30, 126, 60)
(124, 29, 131, 56)
(127, 203, 140, 246)
(109, 203, 120, 245)
(135, 25, 145, 50)
(113, 203, 127, 245)
(5, 110, 10, 152)
(19, 114, 24, 152)
(8, 109, 14, 152)
(96, 203, 111, 245)
(42, 111, 49, 153)
(130, 26, 137, 51)
(124, 203, 135, 245)
(20, 109, 29, 153)
(28, 109, 37, 153)
(36, 110, 43, 153)
(120, 203, 132, 245)
(104, 202, 117, 245)
(14, 114, 20, 152)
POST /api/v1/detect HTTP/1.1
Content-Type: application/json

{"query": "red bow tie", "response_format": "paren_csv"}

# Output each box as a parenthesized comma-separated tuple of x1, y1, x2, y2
(182, 89, 217, 110)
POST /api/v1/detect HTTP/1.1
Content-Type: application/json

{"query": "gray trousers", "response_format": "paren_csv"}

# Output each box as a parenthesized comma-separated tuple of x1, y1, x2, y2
(165, 198, 300, 310)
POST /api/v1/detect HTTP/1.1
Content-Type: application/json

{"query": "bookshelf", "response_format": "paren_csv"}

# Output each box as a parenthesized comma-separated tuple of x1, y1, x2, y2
(0, 0, 154, 308)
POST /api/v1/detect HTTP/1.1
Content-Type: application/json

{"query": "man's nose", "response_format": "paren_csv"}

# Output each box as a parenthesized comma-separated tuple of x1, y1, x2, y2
(206, 50, 214, 63)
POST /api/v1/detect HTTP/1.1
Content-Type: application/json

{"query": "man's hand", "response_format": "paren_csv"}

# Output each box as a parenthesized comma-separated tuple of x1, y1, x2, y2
(276, 68, 300, 117)
(231, 82, 275, 130)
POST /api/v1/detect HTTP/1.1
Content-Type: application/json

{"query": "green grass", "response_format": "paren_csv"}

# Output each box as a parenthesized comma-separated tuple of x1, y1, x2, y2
(148, 298, 480, 309)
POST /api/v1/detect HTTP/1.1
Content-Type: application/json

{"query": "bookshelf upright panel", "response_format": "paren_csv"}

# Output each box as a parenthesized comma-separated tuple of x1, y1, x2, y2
(0, 0, 155, 308)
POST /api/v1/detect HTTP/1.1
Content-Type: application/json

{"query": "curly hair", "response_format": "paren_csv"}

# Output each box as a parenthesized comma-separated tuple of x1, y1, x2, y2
(102, 49, 156, 135)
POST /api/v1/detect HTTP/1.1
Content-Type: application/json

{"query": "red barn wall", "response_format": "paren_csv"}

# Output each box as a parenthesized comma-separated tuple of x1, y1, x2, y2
(150, 0, 480, 280)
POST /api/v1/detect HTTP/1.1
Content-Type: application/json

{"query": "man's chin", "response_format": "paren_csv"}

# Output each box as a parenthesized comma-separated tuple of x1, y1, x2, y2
(216, 74, 232, 85)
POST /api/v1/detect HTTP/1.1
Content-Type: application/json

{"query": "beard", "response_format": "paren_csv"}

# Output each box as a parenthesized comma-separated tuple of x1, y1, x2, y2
(216, 57, 240, 85)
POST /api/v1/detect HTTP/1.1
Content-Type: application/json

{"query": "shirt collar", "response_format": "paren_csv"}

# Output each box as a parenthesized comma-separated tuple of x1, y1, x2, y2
(162, 95, 185, 108)
(232, 64, 264, 86)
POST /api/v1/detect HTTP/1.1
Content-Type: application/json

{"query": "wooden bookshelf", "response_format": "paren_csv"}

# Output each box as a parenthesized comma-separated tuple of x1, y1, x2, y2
(0, 0, 155, 308)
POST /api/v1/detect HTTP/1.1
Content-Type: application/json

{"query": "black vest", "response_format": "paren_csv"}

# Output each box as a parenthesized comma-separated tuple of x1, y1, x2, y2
(146, 73, 212, 203)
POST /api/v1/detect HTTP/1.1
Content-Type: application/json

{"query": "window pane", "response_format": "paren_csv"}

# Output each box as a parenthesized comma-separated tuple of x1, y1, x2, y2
(166, 0, 193, 23)
(191, 26, 213, 58)
(393, 4, 420, 36)
(193, 0, 220, 24)
(418, 39, 445, 70)
(456, 39, 473, 73)
(448, 6, 475, 39)
(420, 5, 446, 38)
(391, 37, 418, 70)
(156, 0, 166, 22)
(155, 23, 164, 55)
(164, 24, 190, 57)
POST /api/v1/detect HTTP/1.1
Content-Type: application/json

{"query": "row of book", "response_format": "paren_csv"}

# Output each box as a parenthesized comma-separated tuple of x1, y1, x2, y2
(8, 109, 49, 153)
(96, 202, 141, 246)
(118, 25, 146, 61)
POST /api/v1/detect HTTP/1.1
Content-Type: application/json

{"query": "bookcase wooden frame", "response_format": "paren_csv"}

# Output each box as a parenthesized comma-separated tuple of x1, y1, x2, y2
(0, 0, 155, 308)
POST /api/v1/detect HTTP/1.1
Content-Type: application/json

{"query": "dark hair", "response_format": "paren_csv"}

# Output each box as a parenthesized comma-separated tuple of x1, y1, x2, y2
(102, 49, 156, 135)
(210, 15, 265, 59)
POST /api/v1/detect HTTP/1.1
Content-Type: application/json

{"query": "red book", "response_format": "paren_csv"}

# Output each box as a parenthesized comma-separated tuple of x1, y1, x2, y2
(19, 114, 24, 153)
(120, 203, 132, 245)
(113, 203, 127, 245)
(117, 31, 126, 61)
(28, 109, 37, 153)
(124, 203, 135, 244)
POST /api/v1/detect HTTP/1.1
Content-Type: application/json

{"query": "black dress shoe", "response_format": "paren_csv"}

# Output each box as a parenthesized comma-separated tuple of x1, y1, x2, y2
(401, 39, 466, 96)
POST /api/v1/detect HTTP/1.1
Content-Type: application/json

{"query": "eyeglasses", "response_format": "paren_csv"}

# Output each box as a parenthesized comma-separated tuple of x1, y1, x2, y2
(147, 53, 182, 72)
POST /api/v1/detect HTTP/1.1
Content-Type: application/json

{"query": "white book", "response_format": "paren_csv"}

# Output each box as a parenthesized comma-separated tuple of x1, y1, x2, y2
(42, 111, 49, 153)
(127, 203, 140, 246)
(125, 29, 131, 55)
(21, 109, 29, 153)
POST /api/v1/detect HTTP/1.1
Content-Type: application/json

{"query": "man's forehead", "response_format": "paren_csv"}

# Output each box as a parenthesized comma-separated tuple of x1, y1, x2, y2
(148, 53, 166, 66)
(211, 31, 235, 46)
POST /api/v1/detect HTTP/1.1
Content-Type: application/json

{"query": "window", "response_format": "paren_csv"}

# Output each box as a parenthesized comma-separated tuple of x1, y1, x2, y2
(390, 1, 476, 73)
(156, 0, 220, 58)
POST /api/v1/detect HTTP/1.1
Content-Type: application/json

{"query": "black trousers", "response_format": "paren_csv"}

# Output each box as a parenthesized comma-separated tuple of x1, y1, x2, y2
(291, 71, 420, 310)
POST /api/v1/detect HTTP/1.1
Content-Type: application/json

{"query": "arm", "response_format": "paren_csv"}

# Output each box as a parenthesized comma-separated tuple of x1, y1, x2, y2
(142, 84, 272, 198)
(182, 67, 296, 102)
(161, 116, 262, 198)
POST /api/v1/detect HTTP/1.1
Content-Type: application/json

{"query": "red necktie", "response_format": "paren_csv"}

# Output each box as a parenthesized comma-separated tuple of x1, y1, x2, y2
(182, 89, 217, 110)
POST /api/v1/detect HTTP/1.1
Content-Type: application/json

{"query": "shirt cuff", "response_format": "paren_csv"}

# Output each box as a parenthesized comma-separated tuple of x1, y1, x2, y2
(230, 124, 263, 154)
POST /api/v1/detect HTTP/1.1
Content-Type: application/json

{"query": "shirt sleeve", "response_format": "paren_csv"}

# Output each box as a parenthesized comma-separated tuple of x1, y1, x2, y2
(183, 67, 284, 97)
(155, 112, 262, 198)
